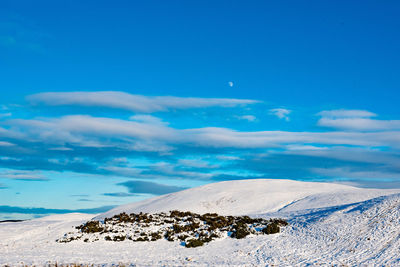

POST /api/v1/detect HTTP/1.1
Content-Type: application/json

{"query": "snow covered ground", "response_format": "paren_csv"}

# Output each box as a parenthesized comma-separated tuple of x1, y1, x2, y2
(1, 179, 400, 266)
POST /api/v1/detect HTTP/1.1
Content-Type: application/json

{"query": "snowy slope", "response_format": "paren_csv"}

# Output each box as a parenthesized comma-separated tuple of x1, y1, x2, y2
(96, 179, 400, 219)
(1, 179, 400, 266)
(259, 193, 400, 266)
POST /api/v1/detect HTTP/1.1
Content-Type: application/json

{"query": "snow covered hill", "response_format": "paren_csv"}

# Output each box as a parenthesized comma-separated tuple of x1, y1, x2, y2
(96, 179, 400, 219)
(1, 179, 400, 266)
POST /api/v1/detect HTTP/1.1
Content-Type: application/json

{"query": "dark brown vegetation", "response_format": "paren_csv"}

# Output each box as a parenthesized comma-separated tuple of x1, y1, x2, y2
(57, 210, 288, 248)
(76, 221, 104, 233)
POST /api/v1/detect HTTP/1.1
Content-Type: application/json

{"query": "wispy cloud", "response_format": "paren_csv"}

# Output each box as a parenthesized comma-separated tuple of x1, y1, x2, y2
(317, 109, 377, 118)
(269, 108, 291, 121)
(0, 170, 48, 181)
(285, 144, 328, 151)
(27, 91, 259, 113)
(7, 115, 177, 150)
(318, 109, 400, 131)
(283, 146, 400, 167)
(236, 115, 256, 122)
(129, 114, 168, 125)
(0, 113, 12, 118)
(117, 180, 187, 195)
(178, 159, 219, 169)
(150, 162, 214, 179)
(311, 167, 400, 179)
(103, 192, 138, 197)
(186, 128, 400, 148)
(77, 198, 92, 202)
(6, 115, 400, 150)
(216, 155, 242, 161)
(318, 117, 400, 131)
(0, 141, 14, 147)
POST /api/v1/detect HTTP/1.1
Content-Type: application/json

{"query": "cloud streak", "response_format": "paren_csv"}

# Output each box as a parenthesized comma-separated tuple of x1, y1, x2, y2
(311, 167, 400, 179)
(317, 109, 377, 118)
(0, 170, 48, 181)
(236, 115, 256, 122)
(28, 91, 259, 113)
(117, 180, 187, 195)
(318, 117, 400, 131)
(318, 109, 400, 131)
(103, 192, 138, 197)
(6, 115, 400, 151)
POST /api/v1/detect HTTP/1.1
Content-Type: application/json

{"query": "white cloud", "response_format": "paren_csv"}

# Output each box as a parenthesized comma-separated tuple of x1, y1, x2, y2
(129, 142, 174, 154)
(311, 167, 400, 179)
(100, 166, 143, 177)
(0, 170, 48, 181)
(27, 91, 259, 113)
(283, 146, 400, 168)
(317, 109, 377, 118)
(9, 115, 177, 143)
(318, 117, 400, 131)
(269, 108, 291, 121)
(236, 115, 256, 122)
(0, 156, 21, 161)
(0, 113, 12, 118)
(6, 115, 400, 150)
(48, 147, 73, 151)
(129, 114, 168, 126)
(0, 141, 14, 146)
(228, 81, 234, 87)
(108, 157, 129, 164)
(184, 127, 398, 148)
(317, 109, 400, 131)
(4, 109, 400, 158)
(216, 155, 242, 161)
(285, 144, 328, 151)
(152, 162, 213, 179)
(178, 159, 219, 169)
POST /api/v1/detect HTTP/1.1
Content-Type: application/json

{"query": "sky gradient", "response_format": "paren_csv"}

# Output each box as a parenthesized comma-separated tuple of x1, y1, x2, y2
(1, 0, 400, 220)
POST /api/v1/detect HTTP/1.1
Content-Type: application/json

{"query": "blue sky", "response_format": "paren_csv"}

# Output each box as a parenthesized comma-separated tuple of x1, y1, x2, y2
(1, 0, 400, 220)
